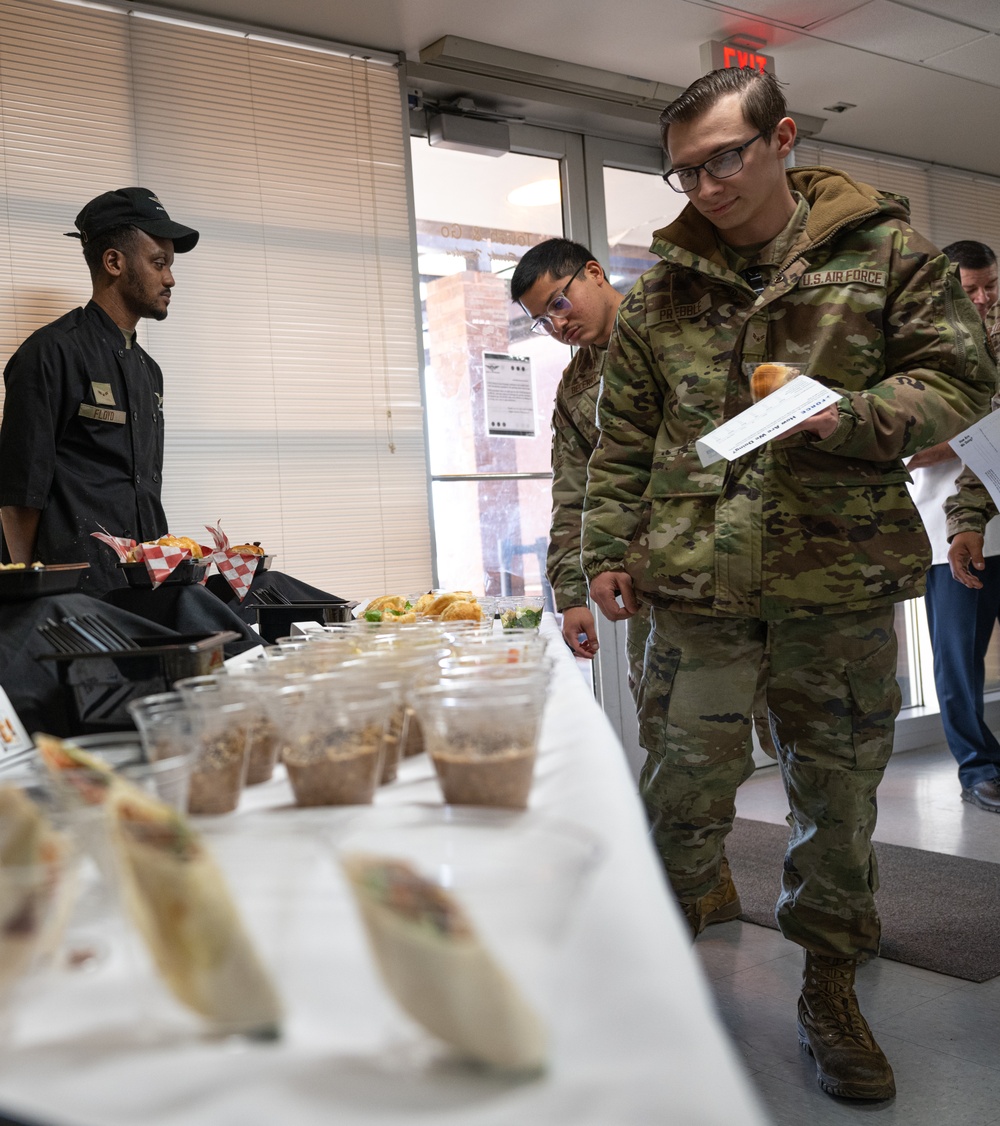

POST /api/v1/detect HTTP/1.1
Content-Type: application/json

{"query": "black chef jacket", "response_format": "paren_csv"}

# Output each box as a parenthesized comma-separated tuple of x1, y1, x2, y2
(0, 301, 167, 595)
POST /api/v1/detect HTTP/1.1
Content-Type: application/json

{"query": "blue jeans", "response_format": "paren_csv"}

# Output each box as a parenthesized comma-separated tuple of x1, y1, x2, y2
(924, 560, 1000, 789)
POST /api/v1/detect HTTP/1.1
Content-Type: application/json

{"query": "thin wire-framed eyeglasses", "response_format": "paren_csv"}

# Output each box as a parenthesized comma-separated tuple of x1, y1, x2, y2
(662, 132, 763, 193)
(523, 262, 587, 335)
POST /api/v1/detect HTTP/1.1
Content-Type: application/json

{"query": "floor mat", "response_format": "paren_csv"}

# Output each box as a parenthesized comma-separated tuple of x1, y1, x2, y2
(726, 817, 1000, 982)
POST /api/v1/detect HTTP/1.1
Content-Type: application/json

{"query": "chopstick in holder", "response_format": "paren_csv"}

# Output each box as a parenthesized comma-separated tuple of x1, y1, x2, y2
(38, 621, 80, 654)
(62, 617, 109, 653)
(80, 614, 135, 651)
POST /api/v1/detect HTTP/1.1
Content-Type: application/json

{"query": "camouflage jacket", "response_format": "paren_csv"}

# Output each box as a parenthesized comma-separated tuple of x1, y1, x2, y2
(582, 166, 997, 620)
(945, 463, 997, 541)
(546, 343, 604, 610)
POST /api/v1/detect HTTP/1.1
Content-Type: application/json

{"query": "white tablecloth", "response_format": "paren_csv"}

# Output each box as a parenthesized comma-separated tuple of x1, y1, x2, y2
(0, 618, 771, 1126)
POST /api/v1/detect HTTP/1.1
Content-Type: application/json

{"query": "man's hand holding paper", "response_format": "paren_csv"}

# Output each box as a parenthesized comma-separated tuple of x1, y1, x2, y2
(695, 376, 843, 467)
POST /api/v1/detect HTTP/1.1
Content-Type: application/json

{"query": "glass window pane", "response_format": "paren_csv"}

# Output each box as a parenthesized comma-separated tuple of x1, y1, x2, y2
(411, 137, 574, 593)
(411, 142, 568, 478)
(431, 478, 553, 599)
(603, 166, 686, 291)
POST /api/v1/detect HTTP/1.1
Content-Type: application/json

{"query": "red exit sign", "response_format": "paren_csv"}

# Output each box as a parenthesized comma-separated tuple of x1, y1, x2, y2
(700, 40, 776, 76)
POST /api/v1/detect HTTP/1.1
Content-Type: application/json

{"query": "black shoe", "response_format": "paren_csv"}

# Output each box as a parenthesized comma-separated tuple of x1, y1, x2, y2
(961, 779, 1000, 812)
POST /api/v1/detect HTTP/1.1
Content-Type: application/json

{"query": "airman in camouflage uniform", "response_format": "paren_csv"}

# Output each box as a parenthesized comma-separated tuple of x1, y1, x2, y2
(582, 67, 996, 1101)
(514, 238, 744, 927)
(511, 239, 652, 684)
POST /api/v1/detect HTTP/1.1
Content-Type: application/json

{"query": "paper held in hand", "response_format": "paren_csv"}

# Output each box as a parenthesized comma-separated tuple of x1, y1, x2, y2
(695, 376, 843, 467)
(949, 410, 1000, 508)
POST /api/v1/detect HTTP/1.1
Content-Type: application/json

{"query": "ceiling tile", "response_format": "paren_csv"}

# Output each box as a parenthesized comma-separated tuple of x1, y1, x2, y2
(903, 0, 1000, 34)
(701, 1, 867, 29)
(923, 33, 1000, 85)
(815, 0, 985, 61)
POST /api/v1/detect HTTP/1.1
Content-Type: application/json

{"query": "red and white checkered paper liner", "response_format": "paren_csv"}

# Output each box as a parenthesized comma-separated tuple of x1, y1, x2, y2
(131, 542, 197, 589)
(208, 551, 257, 601)
(91, 531, 210, 589)
(90, 531, 136, 563)
(203, 522, 258, 602)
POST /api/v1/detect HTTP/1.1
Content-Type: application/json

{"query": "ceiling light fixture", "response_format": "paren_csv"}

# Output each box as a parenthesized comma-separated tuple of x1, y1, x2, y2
(507, 180, 561, 207)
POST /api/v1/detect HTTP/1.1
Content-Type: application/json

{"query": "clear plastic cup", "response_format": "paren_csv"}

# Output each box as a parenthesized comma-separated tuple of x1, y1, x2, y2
(131, 693, 251, 816)
(413, 683, 545, 810)
(188, 700, 252, 815)
(496, 597, 545, 632)
(176, 673, 282, 787)
(280, 678, 388, 807)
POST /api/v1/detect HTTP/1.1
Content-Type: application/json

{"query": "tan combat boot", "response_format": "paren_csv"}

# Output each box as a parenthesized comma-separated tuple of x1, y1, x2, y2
(682, 856, 742, 938)
(701, 855, 741, 927)
(797, 952, 895, 1101)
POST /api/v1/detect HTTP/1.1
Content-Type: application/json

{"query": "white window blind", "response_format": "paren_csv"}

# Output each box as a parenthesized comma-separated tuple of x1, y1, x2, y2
(795, 138, 1000, 255)
(0, 0, 430, 595)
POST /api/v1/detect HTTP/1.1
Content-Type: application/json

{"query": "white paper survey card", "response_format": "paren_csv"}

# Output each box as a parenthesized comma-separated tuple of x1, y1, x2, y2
(949, 410, 1000, 509)
(695, 376, 843, 467)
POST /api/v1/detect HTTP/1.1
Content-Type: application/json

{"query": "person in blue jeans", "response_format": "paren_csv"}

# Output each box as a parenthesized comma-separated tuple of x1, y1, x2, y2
(909, 240, 1000, 812)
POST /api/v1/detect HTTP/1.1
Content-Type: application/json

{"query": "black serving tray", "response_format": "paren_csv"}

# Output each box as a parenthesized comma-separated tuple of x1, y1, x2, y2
(37, 631, 239, 732)
(118, 559, 211, 588)
(0, 563, 89, 602)
(255, 601, 356, 643)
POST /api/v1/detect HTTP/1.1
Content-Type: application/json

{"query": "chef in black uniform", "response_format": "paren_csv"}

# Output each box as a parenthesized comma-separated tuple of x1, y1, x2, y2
(0, 187, 198, 595)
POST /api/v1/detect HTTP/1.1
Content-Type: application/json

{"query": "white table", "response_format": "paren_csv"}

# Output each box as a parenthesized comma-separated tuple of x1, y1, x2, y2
(0, 618, 771, 1126)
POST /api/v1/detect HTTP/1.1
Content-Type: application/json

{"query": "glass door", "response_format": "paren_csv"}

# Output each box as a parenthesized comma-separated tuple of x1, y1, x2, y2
(409, 129, 585, 602)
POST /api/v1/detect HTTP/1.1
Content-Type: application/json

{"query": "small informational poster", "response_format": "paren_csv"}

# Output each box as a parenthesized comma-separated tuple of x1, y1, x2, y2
(950, 410, 1000, 508)
(0, 684, 33, 759)
(483, 352, 536, 438)
(695, 376, 843, 467)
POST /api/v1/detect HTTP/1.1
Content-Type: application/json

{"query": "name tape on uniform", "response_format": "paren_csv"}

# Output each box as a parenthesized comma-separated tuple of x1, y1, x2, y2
(78, 403, 126, 425)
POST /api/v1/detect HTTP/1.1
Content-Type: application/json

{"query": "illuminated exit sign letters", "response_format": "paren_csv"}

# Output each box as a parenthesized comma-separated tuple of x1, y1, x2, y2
(700, 40, 776, 76)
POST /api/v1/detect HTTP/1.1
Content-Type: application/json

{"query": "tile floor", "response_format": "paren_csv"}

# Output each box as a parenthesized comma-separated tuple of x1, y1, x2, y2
(697, 744, 1000, 1125)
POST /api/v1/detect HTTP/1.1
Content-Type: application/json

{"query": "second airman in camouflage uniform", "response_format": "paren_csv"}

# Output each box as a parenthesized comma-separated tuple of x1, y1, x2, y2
(583, 68, 996, 1101)
(511, 240, 653, 689)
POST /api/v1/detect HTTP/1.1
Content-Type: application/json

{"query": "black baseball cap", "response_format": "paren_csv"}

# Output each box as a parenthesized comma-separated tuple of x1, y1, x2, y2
(66, 187, 199, 253)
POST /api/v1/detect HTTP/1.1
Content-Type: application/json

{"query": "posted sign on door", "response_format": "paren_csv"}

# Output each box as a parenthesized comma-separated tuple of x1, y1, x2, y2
(483, 352, 536, 438)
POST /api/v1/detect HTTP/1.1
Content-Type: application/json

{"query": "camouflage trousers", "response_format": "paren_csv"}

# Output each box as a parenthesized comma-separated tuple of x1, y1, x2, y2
(638, 605, 900, 960)
(625, 605, 651, 707)
(631, 602, 775, 760)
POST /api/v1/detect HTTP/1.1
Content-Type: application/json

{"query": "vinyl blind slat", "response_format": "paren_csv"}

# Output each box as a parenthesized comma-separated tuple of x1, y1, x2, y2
(794, 140, 1000, 252)
(0, 0, 429, 596)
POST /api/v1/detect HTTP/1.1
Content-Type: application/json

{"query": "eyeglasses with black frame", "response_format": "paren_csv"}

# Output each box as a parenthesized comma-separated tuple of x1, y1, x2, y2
(662, 132, 764, 193)
(522, 261, 587, 335)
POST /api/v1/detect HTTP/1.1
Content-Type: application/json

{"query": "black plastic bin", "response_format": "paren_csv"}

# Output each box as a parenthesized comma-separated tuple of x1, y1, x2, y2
(36, 631, 239, 733)
(254, 601, 355, 643)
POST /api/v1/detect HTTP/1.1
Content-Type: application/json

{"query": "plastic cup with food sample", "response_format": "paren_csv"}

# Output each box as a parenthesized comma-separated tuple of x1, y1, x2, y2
(279, 676, 387, 807)
(412, 682, 545, 810)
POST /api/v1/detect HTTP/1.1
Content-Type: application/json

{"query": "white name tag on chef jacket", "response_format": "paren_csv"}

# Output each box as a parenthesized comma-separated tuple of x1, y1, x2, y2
(0, 685, 33, 760)
(695, 376, 843, 467)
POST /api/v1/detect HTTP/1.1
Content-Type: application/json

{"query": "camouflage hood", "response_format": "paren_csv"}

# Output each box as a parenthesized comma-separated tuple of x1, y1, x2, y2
(650, 166, 908, 272)
(582, 166, 996, 620)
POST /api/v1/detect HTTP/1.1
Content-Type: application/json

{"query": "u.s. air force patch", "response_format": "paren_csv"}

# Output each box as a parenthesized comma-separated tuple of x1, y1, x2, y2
(799, 268, 887, 288)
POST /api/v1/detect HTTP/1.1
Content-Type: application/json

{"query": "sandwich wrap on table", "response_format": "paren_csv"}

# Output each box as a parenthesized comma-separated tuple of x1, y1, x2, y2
(342, 852, 547, 1071)
(0, 785, 72, 995)
(35, 736, 282, 1036)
